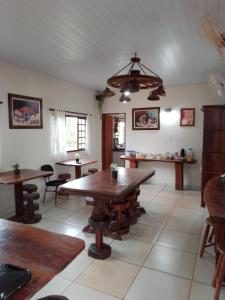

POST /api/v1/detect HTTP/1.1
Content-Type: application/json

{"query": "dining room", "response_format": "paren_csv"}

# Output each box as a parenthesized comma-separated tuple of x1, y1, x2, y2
(0, 1, 225, 299)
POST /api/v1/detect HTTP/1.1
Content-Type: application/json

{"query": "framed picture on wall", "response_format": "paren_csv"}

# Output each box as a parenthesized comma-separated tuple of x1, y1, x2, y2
(8, 93, 43, 129)
(132, 107, 160, 130)
(180, 108, 195, 126)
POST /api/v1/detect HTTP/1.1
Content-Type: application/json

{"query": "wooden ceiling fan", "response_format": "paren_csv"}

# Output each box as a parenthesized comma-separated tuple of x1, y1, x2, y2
(201, 16, 225, 57)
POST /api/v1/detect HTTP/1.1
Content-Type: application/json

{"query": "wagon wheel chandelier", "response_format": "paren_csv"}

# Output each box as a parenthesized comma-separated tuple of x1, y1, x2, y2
(104, 53, 166, 102)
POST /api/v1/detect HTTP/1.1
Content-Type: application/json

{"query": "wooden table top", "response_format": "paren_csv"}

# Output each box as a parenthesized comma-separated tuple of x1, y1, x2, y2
(204, 176, 225, 218)
(55, 159, 97, 167)
(0, 219, 85, 300)
(60, 167, 155, 200)
(0, 169, 53, 184)
(120, 155, 196, 164)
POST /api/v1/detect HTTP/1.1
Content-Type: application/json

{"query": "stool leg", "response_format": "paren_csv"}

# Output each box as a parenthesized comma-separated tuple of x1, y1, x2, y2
(43, 189, 47, 204)
(209, 228, 214, 243)
(213, 253, 223, 287)
(214, 255, 225, 300)
(200, 224, 210, 258)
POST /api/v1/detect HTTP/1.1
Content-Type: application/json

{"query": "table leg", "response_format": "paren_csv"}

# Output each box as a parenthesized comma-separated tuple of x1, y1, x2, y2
(14, 182, 24, 220)
(88, 198, 111, 259)
(75, 166, 81, 178)
(175, 162, 184, 190)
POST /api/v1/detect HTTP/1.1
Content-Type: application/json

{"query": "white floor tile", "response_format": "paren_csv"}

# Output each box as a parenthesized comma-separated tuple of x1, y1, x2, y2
(151, 195, 179, 206)
(127, 223, 161, 243)
(189, 282, 216, 300)
(64, 206, 92, 227)
(111, 238, 153, 265)
(172, 207, 204, 220)
(166, 215, 202, 235)
(138, 210, 169, 227)
(42, 207, 74, 222)
(145, 202, 175, 215)
(125, 268, 191, 300)
(30, 275, 72, 300)
(157, 229, 200, 253)
(76, 258, 140, 298)
(193, 254, 215, 285)
(63, 282, 121, 300)
(59, 250, 94, 281)
(144, 245, 196, 279)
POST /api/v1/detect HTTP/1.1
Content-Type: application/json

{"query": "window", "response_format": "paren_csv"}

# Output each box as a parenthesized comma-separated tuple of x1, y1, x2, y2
(65, 115, 86, 151)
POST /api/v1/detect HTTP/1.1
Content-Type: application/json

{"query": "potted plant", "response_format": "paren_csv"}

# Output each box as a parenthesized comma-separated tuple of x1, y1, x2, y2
(110, 163, 118, 179)
(11, 162, 20, 176)
(96, 94, 104, 118)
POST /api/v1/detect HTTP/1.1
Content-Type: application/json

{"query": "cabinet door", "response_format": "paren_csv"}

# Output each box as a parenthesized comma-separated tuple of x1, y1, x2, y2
(221, 109, 225, 130)
(202, 153, 221, 173)
(203, 131, 220, 152)
(204, 108, 221, 130)
(221, 132, 225, 153)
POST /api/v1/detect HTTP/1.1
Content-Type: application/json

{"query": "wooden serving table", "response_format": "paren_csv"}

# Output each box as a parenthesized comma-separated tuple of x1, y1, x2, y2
(55, 159, 97, 178)
(0, 169, 53, 222)
(120, 155, 196, 190)
(60, 167, 155, 259)
(0, 219, 85, 300)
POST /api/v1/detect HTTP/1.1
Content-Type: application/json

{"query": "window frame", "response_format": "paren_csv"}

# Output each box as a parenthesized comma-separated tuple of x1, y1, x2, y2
(65, 114, 86, 153)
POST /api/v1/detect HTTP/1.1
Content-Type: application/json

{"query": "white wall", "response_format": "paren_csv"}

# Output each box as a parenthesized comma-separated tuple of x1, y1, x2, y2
(0, 62, 101, 217)
(103, 84, 225, 188)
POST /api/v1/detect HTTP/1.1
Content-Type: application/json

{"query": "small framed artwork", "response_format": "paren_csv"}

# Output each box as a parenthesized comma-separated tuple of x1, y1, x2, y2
(180, 108, 195, 126)
(132, 107, 160, 130)
(8, 93, 43, 129)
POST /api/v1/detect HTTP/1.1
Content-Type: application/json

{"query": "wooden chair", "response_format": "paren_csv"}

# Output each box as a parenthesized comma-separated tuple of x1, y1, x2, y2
(41, 165, 67, 205)
(111, 200, 130, 238)
(200, 217, 215, 257)
(88, 168, 98, 174)
(211, 217, 225, 300)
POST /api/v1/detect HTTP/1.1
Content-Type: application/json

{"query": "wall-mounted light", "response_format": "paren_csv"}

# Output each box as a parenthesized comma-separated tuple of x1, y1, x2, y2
(161, 108, 179, 125)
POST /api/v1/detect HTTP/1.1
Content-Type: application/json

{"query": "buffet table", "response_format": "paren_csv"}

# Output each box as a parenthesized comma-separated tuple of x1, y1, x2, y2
(120, 155, 196, 190)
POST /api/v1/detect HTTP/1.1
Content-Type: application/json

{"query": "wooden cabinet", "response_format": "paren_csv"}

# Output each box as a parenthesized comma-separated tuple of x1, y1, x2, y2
(201, 105, 225, 206)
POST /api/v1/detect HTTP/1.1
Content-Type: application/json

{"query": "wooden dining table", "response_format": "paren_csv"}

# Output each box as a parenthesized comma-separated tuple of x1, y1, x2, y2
(55, 158, 97, 178)
(0, 169, 53, 222)
(60, 167, 155, 259)
(0, 219, 85, 300)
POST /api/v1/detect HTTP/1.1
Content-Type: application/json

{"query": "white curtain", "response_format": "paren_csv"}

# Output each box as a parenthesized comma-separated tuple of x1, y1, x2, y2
(50, 110, 67, 161)
(85, 115, 92, 155)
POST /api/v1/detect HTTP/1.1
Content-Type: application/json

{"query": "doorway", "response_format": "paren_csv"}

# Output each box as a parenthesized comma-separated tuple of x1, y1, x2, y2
(102, 113, 126, 170)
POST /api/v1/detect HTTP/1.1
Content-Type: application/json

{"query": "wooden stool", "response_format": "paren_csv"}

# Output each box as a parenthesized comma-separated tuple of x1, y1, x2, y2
(58, 173, 71, 197)
(58, 173, 71, 181)
(200, 217, 215, 257)
(212, 221, 225, 300)
(88, 168, 98, 174)
(88, 215, 111, 259)
(37, 296, 69, 300)
(23, 192, 41, 224)
(111, 201, 130, 237)
(23, 184, 38, 193)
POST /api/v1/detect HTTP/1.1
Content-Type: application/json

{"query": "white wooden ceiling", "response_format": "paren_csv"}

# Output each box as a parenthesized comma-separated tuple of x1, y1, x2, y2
(0, 0, 224, 90)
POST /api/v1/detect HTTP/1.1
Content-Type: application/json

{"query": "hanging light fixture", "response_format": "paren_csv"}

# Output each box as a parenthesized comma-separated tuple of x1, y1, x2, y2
(102, 87, 115, 98)
(119, 94, 131, 103)
(107, 53, 166, 102)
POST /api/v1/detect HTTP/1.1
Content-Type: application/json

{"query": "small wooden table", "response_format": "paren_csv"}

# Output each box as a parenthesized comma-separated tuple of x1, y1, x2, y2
(0, 219, 85, 300)
(0, 169, 53, 222)
(55, 159, 97, 178)
(120, 155, 196, 190)
(60, 167, 155, 259)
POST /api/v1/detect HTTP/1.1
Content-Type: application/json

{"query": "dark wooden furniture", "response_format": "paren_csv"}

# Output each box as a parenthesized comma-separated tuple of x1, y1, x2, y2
(201, 105, 225, 206)
(0, 219, 84, 300)
(23, 192, 41, 224)
(120, 155, 196, 190)
(60, 167, 155, 259)
(55, 159, 97, 178)
(200, 217, 214, 257)
(0, 169, 53, 222)
(203, 176, 225, 300)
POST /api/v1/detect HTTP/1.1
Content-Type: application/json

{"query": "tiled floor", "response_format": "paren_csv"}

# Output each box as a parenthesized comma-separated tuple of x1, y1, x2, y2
(29, 183, 225, 300)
